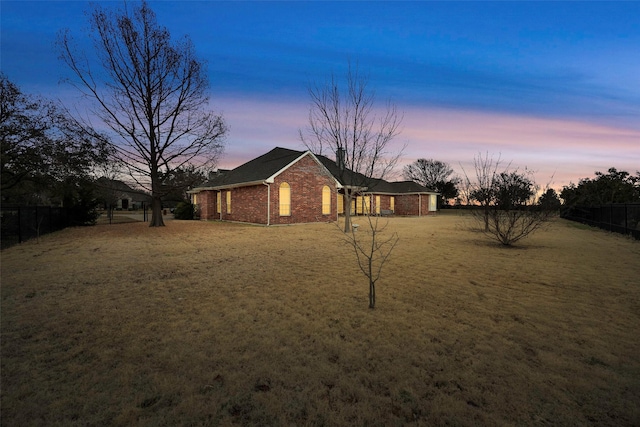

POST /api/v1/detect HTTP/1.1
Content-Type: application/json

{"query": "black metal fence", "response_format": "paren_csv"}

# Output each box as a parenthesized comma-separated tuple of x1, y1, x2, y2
(1, 206, 72, 249)
(562, 204, 640, 240)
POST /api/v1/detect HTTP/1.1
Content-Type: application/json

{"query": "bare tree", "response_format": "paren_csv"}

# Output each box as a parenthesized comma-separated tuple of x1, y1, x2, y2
(57, 1, 227, 226)
(460, 152, 506, 231)
(485, 208, 551, 246)
(462, 153, 551, 246)
(342, 215, 399, 308)
(299, 63, 403, 232)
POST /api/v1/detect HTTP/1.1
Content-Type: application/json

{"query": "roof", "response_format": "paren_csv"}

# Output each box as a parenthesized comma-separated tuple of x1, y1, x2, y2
(196, 147, 325, 190)
(191, 146, 438, 195)
(96, 178, 151, 201)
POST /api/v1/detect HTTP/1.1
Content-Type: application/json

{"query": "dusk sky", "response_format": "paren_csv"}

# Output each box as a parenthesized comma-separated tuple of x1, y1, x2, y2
(2, 1, 639, 189)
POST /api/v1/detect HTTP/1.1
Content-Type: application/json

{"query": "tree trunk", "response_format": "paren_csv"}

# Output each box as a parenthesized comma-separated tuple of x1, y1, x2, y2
(483, 206, 490, 231)
(343, 192, 352, 232)
(149, 194, 165, 227)
(369, 280, 375, 309)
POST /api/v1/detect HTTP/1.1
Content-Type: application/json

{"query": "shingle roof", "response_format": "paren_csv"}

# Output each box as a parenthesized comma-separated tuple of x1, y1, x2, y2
(315, 154, 368, 188)
(202, 147, 307, 188)
(194, 146, 437, 194)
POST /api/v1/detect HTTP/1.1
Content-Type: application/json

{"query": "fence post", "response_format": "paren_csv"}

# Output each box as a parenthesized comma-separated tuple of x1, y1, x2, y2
(624, 204, 628, 234)
(610, 204, 613, 232)
(17, 206, 22, 243)
(35, 206, 39, 239)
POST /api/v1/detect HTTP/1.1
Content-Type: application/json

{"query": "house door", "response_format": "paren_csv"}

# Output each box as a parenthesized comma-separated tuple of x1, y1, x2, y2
(121, 198, 129, 210)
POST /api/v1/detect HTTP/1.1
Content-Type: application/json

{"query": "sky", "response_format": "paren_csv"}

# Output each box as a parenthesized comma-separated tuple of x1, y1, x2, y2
(2, 1, 639, 190)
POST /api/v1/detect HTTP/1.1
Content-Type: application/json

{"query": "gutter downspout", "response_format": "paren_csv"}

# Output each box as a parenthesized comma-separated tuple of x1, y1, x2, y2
(264, 182, 270, 226)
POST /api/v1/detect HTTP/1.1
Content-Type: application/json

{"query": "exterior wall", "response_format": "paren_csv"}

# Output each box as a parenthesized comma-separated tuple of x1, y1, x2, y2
(422, 194, 431, 215)
(221, 185, 269, 224)
(196, 190, 218, 220)
(395, 194, 432, 216)
(374, 194, 394, 213)
(270, 155, 337, 225)
(194, 155, 338, 225)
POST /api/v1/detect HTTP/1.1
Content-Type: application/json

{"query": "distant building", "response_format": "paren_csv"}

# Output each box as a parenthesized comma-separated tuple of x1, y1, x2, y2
(96, 178, 151, 210)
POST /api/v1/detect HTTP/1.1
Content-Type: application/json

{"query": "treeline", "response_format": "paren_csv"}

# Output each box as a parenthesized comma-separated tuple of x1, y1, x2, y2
(403, 157, 639, 210)
(1, 74, 111, 225)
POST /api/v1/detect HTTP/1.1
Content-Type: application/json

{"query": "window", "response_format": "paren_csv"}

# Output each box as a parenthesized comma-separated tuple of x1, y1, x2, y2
(375, 196, 381, 214)
(279, 182, 291, 216)
(217, 192, 221, 214)
(337, 194, 344, 214)
(226, 191, 231, 214)
(322, 186, 331, 215)
(390, 196, 395, 212)
(357, 196, 371, 214)
(192, 194, 198, 205)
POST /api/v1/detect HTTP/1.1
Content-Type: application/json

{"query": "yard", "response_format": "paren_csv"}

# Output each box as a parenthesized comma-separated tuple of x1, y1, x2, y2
(1, 213, 639, 426)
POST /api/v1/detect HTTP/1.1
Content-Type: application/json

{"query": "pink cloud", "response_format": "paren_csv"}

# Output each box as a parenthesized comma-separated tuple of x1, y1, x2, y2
(216, 97, 640, 189)
(401, 108, 640, 188)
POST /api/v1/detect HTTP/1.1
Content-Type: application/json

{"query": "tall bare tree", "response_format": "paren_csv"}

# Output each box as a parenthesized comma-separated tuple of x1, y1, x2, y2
(299, 63, 403, 232)
(58, 1, 227, 226)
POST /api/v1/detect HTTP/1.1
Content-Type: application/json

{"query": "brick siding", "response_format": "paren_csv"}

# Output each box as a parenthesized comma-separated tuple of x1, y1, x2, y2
(270, 155, 337, 225)
(395, 194, 433, 216)
(195, 154, 338, 225)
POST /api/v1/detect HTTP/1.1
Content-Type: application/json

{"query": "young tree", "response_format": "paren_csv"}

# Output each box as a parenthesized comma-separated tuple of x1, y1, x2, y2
(461, 152, 505, 231)
(299, 63, 403, 232)
(58, 1, 227, 227)
(485, 169, 551, 246)
(494, 171, 535, 209)
(403, 158, 460, 206)
(342, 215, 399, 308)
(462, 153, 551, 246)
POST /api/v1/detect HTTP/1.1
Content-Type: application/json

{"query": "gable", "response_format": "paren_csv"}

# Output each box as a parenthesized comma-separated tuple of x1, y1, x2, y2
(266, 151, 339, 186)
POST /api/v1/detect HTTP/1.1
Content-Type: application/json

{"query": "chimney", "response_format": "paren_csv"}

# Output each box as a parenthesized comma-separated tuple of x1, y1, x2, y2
(336, 148, 345, 172)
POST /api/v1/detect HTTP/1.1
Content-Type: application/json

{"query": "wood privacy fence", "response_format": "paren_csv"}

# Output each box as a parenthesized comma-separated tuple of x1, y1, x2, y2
(1, 206, 71, 249)
(562, 204, 640, 240)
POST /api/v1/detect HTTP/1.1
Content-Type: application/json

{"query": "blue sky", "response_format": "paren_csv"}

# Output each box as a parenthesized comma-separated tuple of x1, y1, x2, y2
(2, 1, 639, 188)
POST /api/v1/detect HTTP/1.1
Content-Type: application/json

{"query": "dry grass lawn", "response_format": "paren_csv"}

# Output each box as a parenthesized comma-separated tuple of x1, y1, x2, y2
(2, 213, 639, 426)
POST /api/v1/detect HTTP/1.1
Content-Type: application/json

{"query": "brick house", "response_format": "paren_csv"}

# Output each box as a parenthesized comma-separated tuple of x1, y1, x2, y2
(189, 147, 438, 225)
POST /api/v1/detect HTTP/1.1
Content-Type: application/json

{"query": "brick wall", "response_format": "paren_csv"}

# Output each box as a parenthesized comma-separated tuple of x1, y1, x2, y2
(194, 154, 338, 225)
(221, 185, 269, 224)
(375, 194, 393, 213)
(395, 194, 433, 216)
(197, 190, 218, 220)
(270, 155, 337, 225)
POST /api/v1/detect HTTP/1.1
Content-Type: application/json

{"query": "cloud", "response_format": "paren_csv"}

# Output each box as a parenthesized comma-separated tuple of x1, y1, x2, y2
(217, 97, 640, 189)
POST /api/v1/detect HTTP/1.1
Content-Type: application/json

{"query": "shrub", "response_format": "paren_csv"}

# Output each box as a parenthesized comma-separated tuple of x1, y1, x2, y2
(173, 202, 194, 220)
